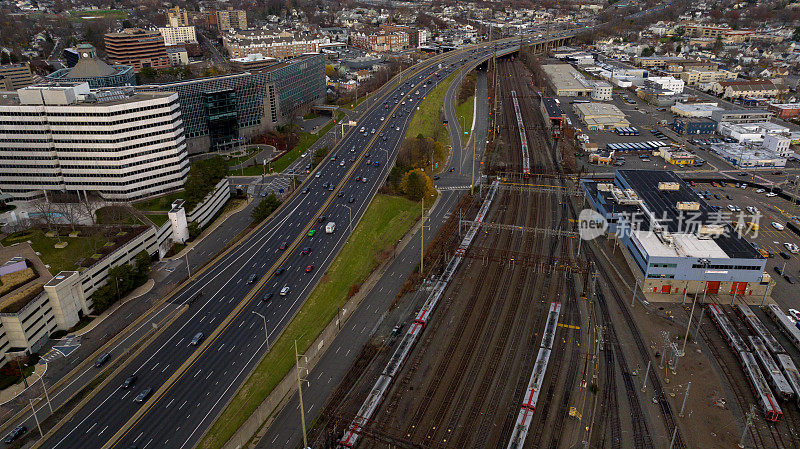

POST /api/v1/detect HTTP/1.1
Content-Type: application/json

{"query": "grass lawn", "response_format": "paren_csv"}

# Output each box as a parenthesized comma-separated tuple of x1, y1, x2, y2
(147, 214, 170, 227)
(197, 194, 421, 449)
(95, 206, 142, 226)
(455, 95, 475, 145)
(133, 191, 184, 213)
(68, 9, 128, 19)
(1, 230, 108, 274)
(405, 71, 457, 147)
(271, 121, 336, 173)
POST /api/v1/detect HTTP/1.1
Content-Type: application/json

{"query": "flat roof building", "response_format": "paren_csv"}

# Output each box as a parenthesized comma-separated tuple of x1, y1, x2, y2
(45, 44, 135, 88)
(671, 101, 723, 118)
(230, 53, 278, 72)
(0, 63, 34, 90)
(158, 26, 197, 46)
(0, 82, 188, 202)
(710, 109, 774, 124)
(138, 53, 325, 154)
(573, 102, 630, 130)
(582, 169, 767, 298)
(542, 64, 593, 97)
(104, 28, 172, 72)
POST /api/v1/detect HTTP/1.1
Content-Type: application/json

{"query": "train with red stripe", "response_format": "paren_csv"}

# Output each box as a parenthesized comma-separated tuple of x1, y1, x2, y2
(510, 90, 531, 178)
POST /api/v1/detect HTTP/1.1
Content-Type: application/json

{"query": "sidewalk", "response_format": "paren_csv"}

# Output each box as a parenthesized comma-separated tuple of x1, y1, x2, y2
(0, 363, 46, 404)
(167, 197, 251, 261)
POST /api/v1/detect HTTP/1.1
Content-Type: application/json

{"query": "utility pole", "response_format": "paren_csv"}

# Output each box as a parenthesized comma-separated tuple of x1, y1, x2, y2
(681, 294, 698, 356)
(295, 340, 309, 449)
(34, 373, 52, 414)
(679, 382, 691, 417)
(641, 360, 651, 392)
(30, 399, 42, 437)
(738, 404, 755, 448)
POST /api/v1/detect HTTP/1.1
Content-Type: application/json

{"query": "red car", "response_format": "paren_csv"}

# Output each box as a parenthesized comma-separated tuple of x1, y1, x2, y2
(305, 265, 314, 273)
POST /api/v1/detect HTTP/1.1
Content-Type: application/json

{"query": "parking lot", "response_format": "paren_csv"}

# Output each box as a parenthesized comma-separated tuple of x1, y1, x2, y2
(692, 180, 800, 306)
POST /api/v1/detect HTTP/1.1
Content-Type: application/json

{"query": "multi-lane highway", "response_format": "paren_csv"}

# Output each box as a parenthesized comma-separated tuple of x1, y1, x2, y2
(29, 32, 576, 449)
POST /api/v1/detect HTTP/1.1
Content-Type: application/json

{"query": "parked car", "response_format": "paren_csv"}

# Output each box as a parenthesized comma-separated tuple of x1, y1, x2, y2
(784, 243, 799, 253)
(788, 308, 800, 322)
(780, 251, 792, 260)
(772, 222, 785, 231)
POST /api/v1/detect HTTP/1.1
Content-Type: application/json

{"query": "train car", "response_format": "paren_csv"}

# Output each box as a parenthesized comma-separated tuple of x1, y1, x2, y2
(748, 336, 794, 401)
(740, 351, 783, 421)
(765, 304, 800, 351)
(540, 302, 562, 350)
(775, 353, 800, 407)
(510, 90, 531, 178)
(707, 304, 748, 355)
(506, 348, 552, 449)
(735, 304, 784, 355)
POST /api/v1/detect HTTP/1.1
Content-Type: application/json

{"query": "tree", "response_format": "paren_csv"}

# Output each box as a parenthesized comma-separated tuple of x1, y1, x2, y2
(793, 27, 800, 42)
(134, 250, 151, 275)
(188, 221, 200, 239)
(183, 156, 228, 210)
(400, 169, 434, 201)
(641, 47, 655, 57)
(325, 64, 336, 77)
(251, 194, 282, 223)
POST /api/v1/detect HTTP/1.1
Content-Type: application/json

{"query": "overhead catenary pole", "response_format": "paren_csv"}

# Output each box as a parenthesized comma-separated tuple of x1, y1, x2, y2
(738, 404, 756, 448)
(679, 381, 691, 417)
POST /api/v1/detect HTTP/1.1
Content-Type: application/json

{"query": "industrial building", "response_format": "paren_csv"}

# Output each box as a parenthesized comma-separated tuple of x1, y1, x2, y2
(716, 121, 789, 144)
(0, 82, 188, 202)
(138, 53, 325, 154)
(542, 64, 593, 97)
(768, 102, 800, 119)
(45, 44, 135, 88)
(582, 170, 768, 298)
(671, 118, 717, 135)
(709, 142, 786, 168)
(573, 102, 629, 130)
(540, 97, 564, 131)
(671, 102, 723, 118)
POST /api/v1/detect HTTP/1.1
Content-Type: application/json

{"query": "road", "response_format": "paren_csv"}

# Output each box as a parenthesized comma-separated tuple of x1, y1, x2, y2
(256, 49, 492, 449)
(32, 38, 537, 449)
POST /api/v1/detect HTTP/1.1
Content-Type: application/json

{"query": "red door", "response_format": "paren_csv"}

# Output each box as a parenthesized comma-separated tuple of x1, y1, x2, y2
(707, 281, 720, 294)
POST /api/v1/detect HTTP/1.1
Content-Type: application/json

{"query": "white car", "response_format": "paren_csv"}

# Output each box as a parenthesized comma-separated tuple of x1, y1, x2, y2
(789, 308, 800, 322)
(772, 222, 785, 231)
(784, 242, 799, 253)
(380, 116, 385, 121)
(756, 188, 765, 193)
(766, 192, 778, 197)
(726, 204, 736, 212)
(746, 206, 758, 214)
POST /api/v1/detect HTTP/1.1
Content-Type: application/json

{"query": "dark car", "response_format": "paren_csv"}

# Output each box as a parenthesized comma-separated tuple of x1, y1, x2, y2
(317, 215, 326, 223)
(780, 252, 792, 260)
(95, 352, 111, 368)
(784, 274, 795, 284)
(337, 191, 344, 198)
(775, 266, 784, 275)
(121, 375, 138, 389)
(134, 387, 153, 403)
(4, 426, 26, 444)
(263, 292, 273, 302)
(301, 247, 311, 255)
(279, 241, 287, 250)
(275, 267, 285, 275)
(302, 187, 310, 194)
(348, 196, 355, 203)
(247, 274, 258, 284)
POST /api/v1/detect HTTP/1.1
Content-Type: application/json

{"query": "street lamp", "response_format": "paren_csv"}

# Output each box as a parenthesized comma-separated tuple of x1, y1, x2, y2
(252, 311, 270, 348)
(184, 246, 194, 277)
(31, 372, 52, 414)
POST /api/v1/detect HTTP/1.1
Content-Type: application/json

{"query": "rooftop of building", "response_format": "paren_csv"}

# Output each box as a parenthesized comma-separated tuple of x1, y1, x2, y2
(542, 63, 594, 91)
(0, 83, 174, 107)
(575, 102, 626, 117)
(542, 97, 564, 118)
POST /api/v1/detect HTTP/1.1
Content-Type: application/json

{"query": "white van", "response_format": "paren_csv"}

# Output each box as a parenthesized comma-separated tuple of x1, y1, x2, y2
(280, 286, 290, 296)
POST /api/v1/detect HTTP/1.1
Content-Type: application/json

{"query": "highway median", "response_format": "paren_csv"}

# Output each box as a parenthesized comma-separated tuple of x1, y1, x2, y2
(197, 194, 420, 449)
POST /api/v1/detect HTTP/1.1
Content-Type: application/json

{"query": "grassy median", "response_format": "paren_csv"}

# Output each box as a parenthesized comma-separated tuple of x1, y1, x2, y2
(269, 121, 336, 174)
(405, 71, 457, 147)
(198, 194, 420, 449)
(455, 95, 475, 145)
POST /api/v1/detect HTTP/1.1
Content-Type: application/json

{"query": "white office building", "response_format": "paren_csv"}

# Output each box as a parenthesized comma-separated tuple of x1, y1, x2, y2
(0, 82, 188, 202)
(158, 26, 198, 46)
(646, 76, 684, 94)
(762, 134, 792, 158)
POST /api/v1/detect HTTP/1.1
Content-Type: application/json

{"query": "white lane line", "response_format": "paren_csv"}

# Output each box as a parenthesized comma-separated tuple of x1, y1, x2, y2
(166, 398, 175, 408)
(98, 425, 109, 436)
(178, 400, 187, 410)
(86, 423, 97, 434)
(151, 362, 159, 371)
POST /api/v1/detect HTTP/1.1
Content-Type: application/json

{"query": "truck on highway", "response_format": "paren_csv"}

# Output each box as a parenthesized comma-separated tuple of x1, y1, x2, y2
(326, 222, 336, 234)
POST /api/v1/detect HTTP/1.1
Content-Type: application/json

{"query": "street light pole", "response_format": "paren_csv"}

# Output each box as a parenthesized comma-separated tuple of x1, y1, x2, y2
(30, 399, 42, 437)
(33, 372, 52, 414)
(343, 205, 352, 232)
(252, 311, 269, 348)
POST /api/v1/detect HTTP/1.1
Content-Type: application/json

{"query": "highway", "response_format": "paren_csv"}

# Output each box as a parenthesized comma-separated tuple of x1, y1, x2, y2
(31, 32, 577, 449)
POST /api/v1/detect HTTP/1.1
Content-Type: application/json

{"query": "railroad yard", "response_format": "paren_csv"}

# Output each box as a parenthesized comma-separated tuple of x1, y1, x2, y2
(316, 54, 800, 449)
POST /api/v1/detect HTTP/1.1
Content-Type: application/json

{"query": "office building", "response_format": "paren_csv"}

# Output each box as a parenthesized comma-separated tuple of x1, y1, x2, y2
(230, 54, 278, 72)
(45, 44, 135, 88)
(582, 170, 767, 298)
(167, 6, 190, 28)
(671, 102, 722, 118)
(671, 118, 717, 135)
(710, 109, 774, 124)
(0, 82, 188, 202)
(159, 26, 197, 46)
(0, 64, 34, 90)
(138, 53, 325, 154)
(105, 28, 172, 72)
(350, 29, 410, 53)
(213, 8, 247, 32)
(166, 47, 189, 66)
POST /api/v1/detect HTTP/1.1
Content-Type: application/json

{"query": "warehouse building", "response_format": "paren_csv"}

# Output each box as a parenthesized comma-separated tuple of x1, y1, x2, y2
(573, 102, 629, 130)
(582, 170, 768, 299)
(768, 102, 800, 120)
(542, 63, 593, 97)
(0, 82, 188, 202)
(671, 102, 723, 118)
(138, 53, 325, 153)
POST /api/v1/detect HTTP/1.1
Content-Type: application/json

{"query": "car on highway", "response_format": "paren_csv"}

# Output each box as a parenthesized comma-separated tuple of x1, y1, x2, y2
(306, 265, 314, 273)
(279, 241, 288, 250)
(361, 177, 368, 183)
(247, 274, 258, 284)
(4, 425, 26, 444)
(338, 191, 344, 198)
(772, 222, 785, 231)
(190, 332, 204, 346)
(340, 161, 345, 166)
(262, 292, 273, 302)
(328, 185, 334, 191)
(308, 229, 316, 237)
(317, 216, 326, 223)
(315, 172, 321, 178)
(302, 187, 310, 194)
(121, 375, 137, 389)
(280, 286, 290, 296)
(95, 352, 111, 368)
(274, 267, 285, 275)
(301, 247, 311, 255)
(134, 387, 153, 403)
(348, 196, 355, 203)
